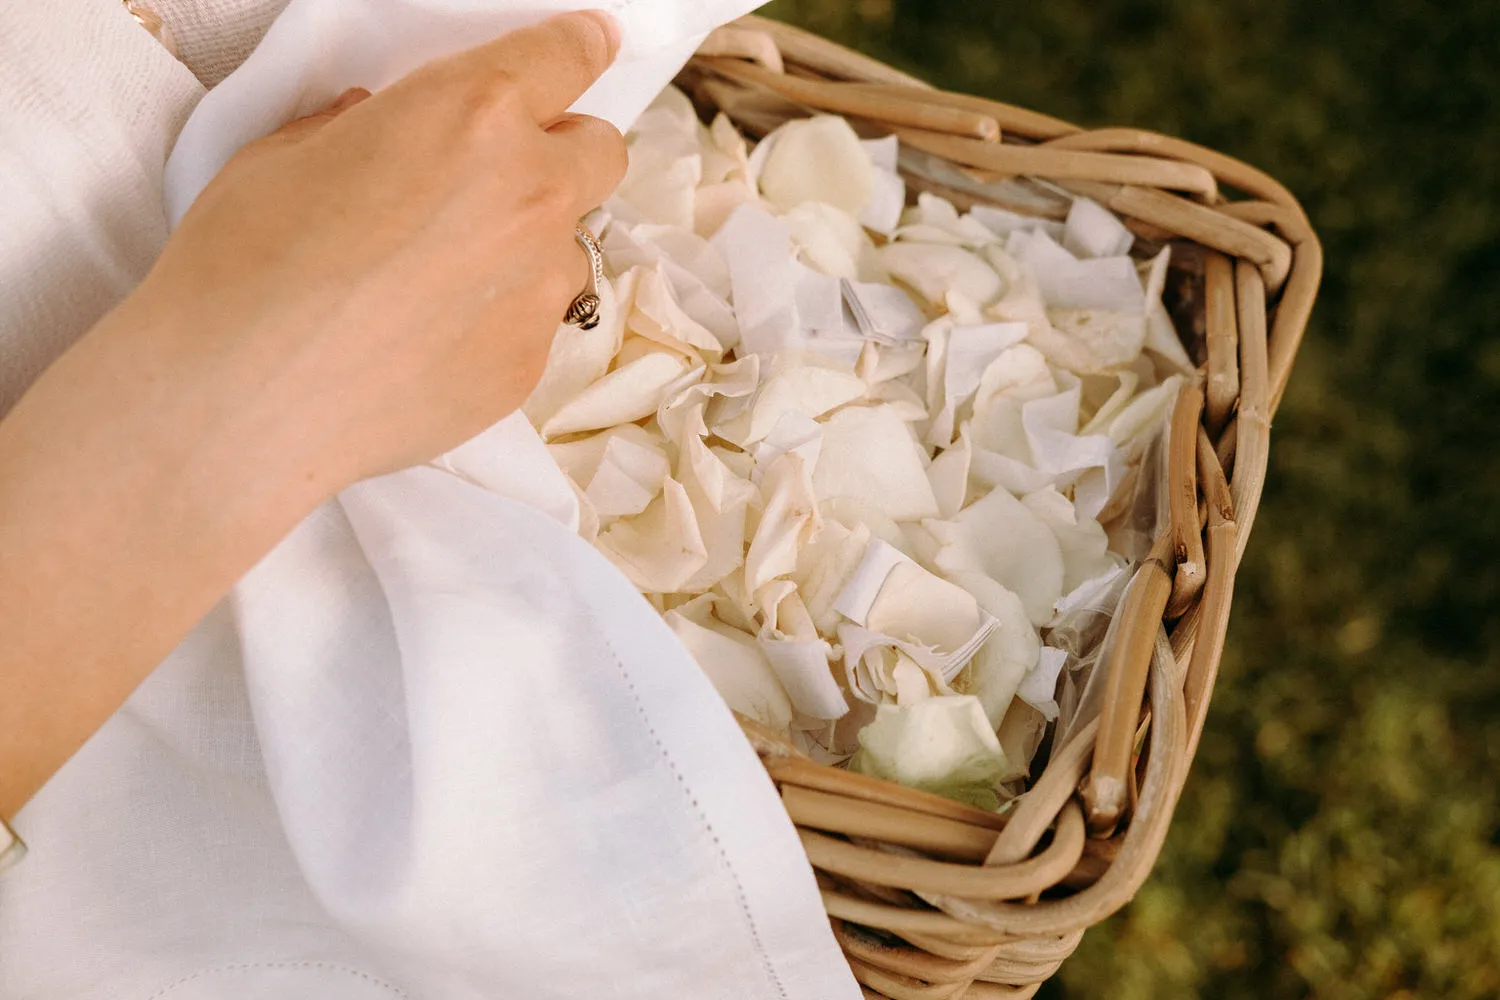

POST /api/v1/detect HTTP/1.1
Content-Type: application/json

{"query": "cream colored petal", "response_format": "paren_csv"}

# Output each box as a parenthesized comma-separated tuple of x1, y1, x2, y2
(1034, 307, 1149, 375)
(819, 496, 910, 555)
(568, 476, 600, 544)
(540, 352, 699, 439)
(944, 569, 1039, 729)
(786, 201, 869, 279)
(703, 113, 752, 186)
(750, 411, 823, 482)
(712, 444, 757, 482)
(813, 406, 940, 522)
(868, 379, 929, 422)
(613, 150, 701, 230)
(1108, 374, 1185, 448)
(745, 451, 821, 593)
(881, 242, 1004, 307)
(664, 609, 793, 732)
(694, 182, 760, 240)
(1079, 371, 1141, 437)
(891, 653, 938, 704)
(969, 344, 1057, 460)
(712, 204, 803, 356)
(861, 168, 907, 235)
(846, 280, 924, 346)
(792, 519, 873, 635)
(832, 539, 997, 695)
(585, 433, 671, 518)
(1006, 229, 1144, 312)
(711, 575, 763, 635)
(1145, 299, 1195, 374)
(1062, 197, 1134, 259)
(945, 322, 1031, 405)
(1021, 383, 1117, 478)
(633, 224, 732, 299)
(982, 245, 1054, 345)
(546, 424, 663, 487)
(1017, 646, 1068, 721)
(597, 476, 707, 593)
(862, 135, 899, 171)
(757, 587, 848, 719)
(628, 264, 726, 359)
(857, 341, 927, 384)
(522, 269, 632, 428)
(675, 434, 756, 592)
(659, 354, 762, 444)
(602, 225, 740, 350)
(1021, 486, 1120, 594)
(926, 429, 972, 520)
(969, 203, 1067, 243)
(716, 364, 866, 448)
(893, 192, 998, 248)
(849, 696, 1012, 806)
(758, 115, 876, 217)
(927, 486, 1066, 626)
(761, 637, 848, 719)
(968, 445, 1058, 497)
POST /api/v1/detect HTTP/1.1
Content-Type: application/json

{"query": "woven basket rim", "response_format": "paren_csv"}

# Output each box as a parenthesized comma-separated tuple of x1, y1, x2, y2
(675, 18, 1323, 997)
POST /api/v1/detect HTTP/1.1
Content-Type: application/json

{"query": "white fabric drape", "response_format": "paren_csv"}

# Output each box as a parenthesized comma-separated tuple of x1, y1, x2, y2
(0, 2, 859, 997)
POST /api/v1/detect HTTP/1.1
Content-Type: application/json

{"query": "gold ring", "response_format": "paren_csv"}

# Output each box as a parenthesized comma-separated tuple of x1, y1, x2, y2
(565, 225, 606, 330)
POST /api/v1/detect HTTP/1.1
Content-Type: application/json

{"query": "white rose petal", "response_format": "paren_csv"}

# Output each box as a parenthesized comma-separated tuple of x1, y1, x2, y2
(522, 269, 632, 428)
(849, 696, 1013, 806)
(882, 242, 1004, 307)
(758, 115, 876, 217)
(814, 406, 941, 522)
(664, 608, 794, 731)
(1062, 197, 1135, 259)
(927, 486, 1066, 626)
(1017, 646, 1069, 721)
(944, 570, 1039, 729)
(1021, 486, 1120, 594)
(541, 352, 701, 439)
(584, 433, 671, 519)
(597, 477, 707, 593)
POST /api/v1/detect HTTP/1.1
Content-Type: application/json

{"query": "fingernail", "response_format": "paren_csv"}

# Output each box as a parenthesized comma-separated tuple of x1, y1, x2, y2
(587, 10, 622, 54)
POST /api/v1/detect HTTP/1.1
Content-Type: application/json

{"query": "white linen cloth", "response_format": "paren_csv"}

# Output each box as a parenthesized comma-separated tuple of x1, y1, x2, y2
(0, 2, 860, 997)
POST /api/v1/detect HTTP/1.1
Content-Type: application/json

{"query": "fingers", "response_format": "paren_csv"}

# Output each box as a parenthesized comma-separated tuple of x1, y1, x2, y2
(544, 113, 629, 215)
(453, 11, 620, 125)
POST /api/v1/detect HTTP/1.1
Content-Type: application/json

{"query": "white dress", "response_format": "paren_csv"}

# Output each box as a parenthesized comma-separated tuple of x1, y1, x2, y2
(0, 3, 859, 998)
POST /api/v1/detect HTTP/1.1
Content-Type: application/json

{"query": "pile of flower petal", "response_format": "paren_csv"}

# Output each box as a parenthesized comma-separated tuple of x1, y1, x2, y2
(523, 88, 1189, 810)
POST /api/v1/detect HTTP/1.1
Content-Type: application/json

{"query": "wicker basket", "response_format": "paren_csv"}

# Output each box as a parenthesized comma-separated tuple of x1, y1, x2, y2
(677, 15, 1322, 999)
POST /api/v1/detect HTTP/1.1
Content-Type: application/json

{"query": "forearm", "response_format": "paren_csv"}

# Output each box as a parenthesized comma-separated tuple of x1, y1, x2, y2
(0, 301, 330, 818)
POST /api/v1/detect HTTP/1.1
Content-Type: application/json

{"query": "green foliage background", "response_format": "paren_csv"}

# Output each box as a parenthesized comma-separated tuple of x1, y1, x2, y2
(761, 2, 1500, 997)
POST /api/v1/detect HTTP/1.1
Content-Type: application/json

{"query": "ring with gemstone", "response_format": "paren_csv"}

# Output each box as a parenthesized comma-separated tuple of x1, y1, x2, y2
(565, 225, 606, 330)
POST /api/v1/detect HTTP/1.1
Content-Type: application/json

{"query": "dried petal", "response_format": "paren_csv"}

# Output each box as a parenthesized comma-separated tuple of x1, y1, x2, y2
(758, 115, 876, 217)
(813, 406, 940, 522)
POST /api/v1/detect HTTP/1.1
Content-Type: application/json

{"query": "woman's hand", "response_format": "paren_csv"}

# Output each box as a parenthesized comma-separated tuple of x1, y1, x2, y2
(0, 11, 627, 818)
(131, 8, 627, 489)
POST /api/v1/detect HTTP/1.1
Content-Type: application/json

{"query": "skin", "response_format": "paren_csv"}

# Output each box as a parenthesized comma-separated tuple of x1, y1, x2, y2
(0, 10, 629, 820)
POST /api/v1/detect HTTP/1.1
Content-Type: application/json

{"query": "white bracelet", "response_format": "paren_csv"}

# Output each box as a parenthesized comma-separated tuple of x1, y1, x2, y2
(0, 816, 25, 873)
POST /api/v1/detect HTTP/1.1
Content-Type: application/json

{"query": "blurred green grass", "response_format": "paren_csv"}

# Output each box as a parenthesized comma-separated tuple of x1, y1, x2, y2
(761, 2, 1500, 997)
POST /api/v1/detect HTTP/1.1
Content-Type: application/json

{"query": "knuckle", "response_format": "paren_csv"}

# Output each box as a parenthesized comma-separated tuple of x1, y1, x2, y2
(456, 72, 527, 132)
(598, 125, 629, 188)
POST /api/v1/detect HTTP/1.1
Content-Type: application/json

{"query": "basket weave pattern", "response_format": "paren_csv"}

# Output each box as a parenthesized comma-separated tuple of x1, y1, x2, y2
(679, 17, 1322, 998)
